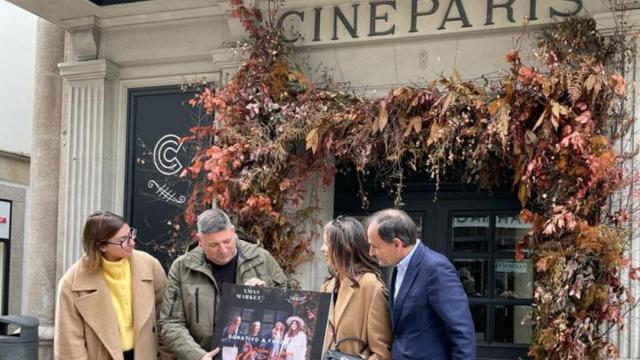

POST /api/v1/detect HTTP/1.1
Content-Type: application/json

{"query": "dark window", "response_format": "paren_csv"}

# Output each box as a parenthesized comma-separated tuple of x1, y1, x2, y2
(450, 212, 533, 349)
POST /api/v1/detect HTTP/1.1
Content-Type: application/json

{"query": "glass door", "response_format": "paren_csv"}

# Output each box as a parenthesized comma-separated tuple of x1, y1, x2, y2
(436, 199, 532, 359)
(334, 178, 531, 359)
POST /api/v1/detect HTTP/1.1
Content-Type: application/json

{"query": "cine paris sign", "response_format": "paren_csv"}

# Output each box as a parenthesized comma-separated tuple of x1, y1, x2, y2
(277, 0, 585, 44)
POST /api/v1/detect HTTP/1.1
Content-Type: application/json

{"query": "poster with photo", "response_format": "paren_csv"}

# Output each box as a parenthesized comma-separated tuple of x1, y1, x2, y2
(213, 284, 332, 360)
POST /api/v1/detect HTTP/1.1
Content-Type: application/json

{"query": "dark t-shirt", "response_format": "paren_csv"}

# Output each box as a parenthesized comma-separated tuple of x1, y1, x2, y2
(207, 252, 239, 293)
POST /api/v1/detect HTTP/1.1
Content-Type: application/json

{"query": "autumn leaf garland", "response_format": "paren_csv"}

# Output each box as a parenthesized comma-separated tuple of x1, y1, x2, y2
(181, 2, 638, 358)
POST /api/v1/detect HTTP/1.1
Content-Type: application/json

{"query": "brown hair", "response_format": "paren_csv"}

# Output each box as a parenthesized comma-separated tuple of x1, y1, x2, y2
(81, 211, 126, 271)
(249, 321, 261, 336)
(226, 316, 242, 335)
(324, 216, 380, 285)
(273, 321, 285, 335)
(286, 320, 302, 337)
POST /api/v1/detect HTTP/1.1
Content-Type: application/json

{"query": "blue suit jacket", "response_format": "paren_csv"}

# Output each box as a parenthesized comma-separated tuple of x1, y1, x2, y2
(390, 243, 476, 360)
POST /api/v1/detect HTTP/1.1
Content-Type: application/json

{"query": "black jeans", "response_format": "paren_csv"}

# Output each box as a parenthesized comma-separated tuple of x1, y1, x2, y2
(123, 349, 134, 360)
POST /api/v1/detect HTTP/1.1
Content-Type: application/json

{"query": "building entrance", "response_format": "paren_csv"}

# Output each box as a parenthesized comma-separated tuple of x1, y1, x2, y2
(334, 173, 531, 359)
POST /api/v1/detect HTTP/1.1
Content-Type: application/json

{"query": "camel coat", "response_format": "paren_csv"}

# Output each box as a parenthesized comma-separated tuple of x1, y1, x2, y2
(321, 273, 392, 360)
(55, 250, 171, 360)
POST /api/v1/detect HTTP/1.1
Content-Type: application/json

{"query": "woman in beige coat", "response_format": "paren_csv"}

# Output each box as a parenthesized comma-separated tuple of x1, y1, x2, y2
(54, 211, 172, 360)
(320, 216, 392, 360)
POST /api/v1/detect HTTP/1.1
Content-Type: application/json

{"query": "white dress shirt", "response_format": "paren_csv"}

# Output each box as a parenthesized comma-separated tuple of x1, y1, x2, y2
(394, 240, 420, 300)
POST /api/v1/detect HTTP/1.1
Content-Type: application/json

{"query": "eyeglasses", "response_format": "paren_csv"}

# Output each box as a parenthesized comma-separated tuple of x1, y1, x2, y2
(331, 215, 345, 230)
(103, 228, 137, 248)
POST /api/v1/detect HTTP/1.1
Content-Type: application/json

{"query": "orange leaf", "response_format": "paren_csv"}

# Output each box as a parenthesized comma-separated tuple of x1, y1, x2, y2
(403, 116, 423, 137)
(489, 99, 505, 115)
(518, 182, 528, 207)
(188, 159, 203, 175)
(377, 108, 389, 133)
(519, 209, 534, 223)
(442, 93, 455, 113)
(411, 116, 422, 133)
(305, 128, 320, 154)
(532, 108, 547, 131)
(427, 121, 443, 146)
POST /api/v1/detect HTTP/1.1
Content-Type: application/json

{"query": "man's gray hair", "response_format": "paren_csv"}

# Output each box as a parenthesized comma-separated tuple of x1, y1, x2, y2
(197, 208, 234, 234)
(368, 209, 418, 246)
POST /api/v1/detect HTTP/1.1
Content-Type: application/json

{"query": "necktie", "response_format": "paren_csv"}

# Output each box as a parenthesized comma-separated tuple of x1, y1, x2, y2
(391, 266, 398, 301)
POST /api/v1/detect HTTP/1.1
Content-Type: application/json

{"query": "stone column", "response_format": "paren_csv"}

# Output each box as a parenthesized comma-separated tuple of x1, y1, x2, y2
(592, 11, 640, 359)
(296, 178, 333, 291)
(57, 59, 120, 273)
(616, 35, 640, 360)
(24, 18, 64, 360)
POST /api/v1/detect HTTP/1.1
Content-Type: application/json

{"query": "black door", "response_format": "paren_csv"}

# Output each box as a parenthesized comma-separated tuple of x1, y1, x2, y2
(334, 175, 532, 359)
(124, 85, 210, 269)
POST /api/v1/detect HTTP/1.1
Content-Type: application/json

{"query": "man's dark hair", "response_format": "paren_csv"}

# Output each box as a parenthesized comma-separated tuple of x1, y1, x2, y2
(368, 209, 418, 246)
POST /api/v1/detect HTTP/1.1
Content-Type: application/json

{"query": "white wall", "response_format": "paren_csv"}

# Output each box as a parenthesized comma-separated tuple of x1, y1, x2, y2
(0, 0, 36, 156)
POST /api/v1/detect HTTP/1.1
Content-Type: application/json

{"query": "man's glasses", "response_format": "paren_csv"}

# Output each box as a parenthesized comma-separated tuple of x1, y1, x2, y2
(103, 228, 137, 248)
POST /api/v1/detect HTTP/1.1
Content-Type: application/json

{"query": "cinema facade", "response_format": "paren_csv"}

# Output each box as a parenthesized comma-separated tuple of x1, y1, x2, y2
(5, 0, 640, 358)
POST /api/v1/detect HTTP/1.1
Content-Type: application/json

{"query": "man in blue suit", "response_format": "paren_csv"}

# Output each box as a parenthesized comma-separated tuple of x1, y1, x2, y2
(367, 209, 476, 360)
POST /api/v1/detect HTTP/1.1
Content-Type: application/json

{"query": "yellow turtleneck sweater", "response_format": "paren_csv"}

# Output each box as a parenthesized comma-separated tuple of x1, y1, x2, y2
(102, 257, 134, 351)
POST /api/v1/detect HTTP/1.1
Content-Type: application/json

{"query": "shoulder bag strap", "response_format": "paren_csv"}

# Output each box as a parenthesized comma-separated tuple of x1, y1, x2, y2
(329, 322, 367, 355)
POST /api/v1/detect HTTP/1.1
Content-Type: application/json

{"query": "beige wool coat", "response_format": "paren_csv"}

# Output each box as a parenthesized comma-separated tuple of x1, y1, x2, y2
(55, 250, 171, 360)
(321, 272, 393, 360)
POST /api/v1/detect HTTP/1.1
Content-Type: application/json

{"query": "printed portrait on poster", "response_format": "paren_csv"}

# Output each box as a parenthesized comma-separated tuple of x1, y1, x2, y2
(213, 284, 332, 360)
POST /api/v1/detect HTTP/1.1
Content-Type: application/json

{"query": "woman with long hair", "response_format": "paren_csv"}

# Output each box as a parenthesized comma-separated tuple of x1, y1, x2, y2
(281, 317, 307, 360)
(222, 316, 243, 360)
(54, 211, 175, 360)
(224, 316, 243, 337)
(265, 321, 285, 360)
(320, 216, 392, 360)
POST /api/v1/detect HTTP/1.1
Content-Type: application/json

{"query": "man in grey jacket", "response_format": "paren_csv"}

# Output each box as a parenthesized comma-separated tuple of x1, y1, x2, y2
(159, 208, 288, 360)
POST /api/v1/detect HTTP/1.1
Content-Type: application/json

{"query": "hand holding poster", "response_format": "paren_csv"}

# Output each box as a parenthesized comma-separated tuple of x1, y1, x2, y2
(213, 284, 332, 360)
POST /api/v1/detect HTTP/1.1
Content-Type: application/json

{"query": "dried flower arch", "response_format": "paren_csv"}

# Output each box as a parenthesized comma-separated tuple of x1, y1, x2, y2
(179, 1, 639, 358)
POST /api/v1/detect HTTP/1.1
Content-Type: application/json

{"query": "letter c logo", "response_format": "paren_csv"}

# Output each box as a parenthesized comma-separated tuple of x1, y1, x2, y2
(153, 134, 183, 176)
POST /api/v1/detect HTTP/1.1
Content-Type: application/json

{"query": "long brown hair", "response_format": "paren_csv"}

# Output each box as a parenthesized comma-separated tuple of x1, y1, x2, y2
(324, 216, 380, 285)
(81, 211, 126, 271)
(285, 320, 303, 337)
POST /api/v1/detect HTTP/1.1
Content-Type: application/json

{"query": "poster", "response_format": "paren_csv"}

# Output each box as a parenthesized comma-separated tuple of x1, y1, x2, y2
(213, 284, 332, 360)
